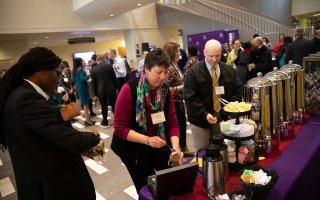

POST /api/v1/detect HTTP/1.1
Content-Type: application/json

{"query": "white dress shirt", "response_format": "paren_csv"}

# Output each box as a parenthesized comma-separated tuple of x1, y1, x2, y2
(24, 79, 49, 100)
(137, 58, 145, 74)
(113, 56, 127, 78)
(205, 59, 220, 78)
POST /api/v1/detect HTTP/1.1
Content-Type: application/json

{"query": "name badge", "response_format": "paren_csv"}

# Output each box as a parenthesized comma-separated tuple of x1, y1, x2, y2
(215, 86, 225, 95)
(151, 111, 166, 125)
(63, 78, 69, 82)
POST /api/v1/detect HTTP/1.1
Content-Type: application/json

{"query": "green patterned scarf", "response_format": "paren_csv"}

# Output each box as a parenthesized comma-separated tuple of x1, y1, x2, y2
(136, 73, 167, 140)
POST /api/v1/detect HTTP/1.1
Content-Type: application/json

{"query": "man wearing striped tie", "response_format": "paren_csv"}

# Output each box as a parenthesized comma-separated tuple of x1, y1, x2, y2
(184, 39, 243, 151)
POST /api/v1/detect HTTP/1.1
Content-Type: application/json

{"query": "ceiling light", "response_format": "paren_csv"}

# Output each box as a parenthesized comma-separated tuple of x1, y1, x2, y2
(137, 3, 142, 6)
(79, 35, 83, 37)
(45, 36, 49, 39)
(313, 13, 320, 16)
(110, 14, 114, 17)
(34, 41, 37, 44)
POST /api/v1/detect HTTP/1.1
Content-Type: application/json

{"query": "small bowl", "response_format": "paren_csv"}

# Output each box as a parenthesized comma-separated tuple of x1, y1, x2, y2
(238, 165, 279, 200)
(228, 186, 253, 200)
(208, 180, 253, 200)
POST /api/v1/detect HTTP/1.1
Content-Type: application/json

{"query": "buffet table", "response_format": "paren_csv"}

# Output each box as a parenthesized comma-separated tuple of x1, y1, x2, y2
(140, 113, 320, 200)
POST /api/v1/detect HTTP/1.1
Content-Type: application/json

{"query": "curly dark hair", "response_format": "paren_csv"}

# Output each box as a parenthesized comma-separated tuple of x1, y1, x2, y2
(0, 47, 61, 149)
(144, 48, 170, 70)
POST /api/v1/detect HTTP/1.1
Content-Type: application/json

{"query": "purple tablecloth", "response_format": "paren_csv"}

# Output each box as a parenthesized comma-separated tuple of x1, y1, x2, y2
(265, 115, 320, 199)
(140, 115, 320, 200)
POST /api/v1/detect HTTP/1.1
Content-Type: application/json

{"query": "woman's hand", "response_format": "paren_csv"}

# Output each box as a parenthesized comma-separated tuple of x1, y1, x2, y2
(147, 136, 167, 148)
(62, 93, 69, 102)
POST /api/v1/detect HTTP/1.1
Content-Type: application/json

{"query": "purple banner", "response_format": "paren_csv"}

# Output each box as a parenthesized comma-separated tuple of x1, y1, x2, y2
(224, 29, 240, 45)
(187, 29, 239, 60)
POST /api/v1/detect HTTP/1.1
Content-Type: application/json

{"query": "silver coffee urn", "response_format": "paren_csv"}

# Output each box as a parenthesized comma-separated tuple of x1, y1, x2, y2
(198, 144, 224, 197)
(264, 67, 293, 138)
(280, 61, 305, 124)
(244, 72, 279, 153)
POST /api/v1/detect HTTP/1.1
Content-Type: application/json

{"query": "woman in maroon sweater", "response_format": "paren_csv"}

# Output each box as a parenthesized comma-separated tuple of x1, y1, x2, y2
(111, 48, 182, 194)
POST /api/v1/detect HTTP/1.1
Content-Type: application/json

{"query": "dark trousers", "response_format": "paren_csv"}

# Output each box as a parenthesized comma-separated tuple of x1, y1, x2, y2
(111, 135, 171, 194)
(174, 102, 187, 148)
(123, 146, 170, 194)
(116, 77, 127, 91)
(89, 99, 94, 113)
(99, 95, 116, 124)
(236, 65, 249, 85)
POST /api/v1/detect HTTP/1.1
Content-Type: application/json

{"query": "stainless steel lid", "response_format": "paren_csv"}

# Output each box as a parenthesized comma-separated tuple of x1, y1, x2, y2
(280, 60, 303, 72)
(246, 72, 273, 88)
(264, 67, 290, 81)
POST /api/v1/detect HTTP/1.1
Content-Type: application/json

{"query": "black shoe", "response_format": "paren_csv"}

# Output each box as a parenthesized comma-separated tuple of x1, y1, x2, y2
(90, 112, 96, 116)
(100, 121, 110, 128)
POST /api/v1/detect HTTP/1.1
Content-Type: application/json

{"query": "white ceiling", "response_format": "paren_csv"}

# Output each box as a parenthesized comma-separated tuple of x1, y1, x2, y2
(75, 0, 157, 21)
(0, 0, 157, 47)
(0, 30, 124, 47)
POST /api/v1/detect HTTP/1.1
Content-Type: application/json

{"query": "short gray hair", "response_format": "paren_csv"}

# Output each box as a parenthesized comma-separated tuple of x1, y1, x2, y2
(295, 27, 304, 39)
(109, 49, 116, 54)
(204, 39, 221, 50)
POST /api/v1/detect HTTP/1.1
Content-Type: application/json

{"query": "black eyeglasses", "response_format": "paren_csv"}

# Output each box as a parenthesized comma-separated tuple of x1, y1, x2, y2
(52, 69, 63, 78)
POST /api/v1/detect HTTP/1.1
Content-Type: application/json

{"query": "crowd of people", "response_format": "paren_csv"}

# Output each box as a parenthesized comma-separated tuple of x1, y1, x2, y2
(0, 27, 319, 199)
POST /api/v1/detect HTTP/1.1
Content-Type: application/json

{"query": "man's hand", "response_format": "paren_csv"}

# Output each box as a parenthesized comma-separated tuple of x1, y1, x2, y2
(248, 63, 255, 71)
(206, 113, 217, 124)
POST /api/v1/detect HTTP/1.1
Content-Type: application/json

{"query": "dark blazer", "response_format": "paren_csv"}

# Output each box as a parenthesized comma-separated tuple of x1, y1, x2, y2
(1, 81, 100, 200)
(184, 61, 243, 128)
(285, 38, 315, 66)
(178, 48, 188, 72)
(313, 36, 320, 53)
(104, 58, 114, 65)
(248, 45, 272, 79)
(91, 62, 118, 97)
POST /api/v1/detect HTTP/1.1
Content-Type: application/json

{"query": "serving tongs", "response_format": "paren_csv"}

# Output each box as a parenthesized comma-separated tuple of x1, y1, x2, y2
(219, 98, 230, 106)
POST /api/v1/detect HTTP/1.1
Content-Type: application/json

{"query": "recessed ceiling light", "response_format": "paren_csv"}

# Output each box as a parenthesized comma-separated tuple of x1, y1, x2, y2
(110, 14, 114, 17)
(137, 3, 142, 6)
(34, 41, 37, 44)
(313, 13, 320, 16)
(45, 36, 49, 39)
